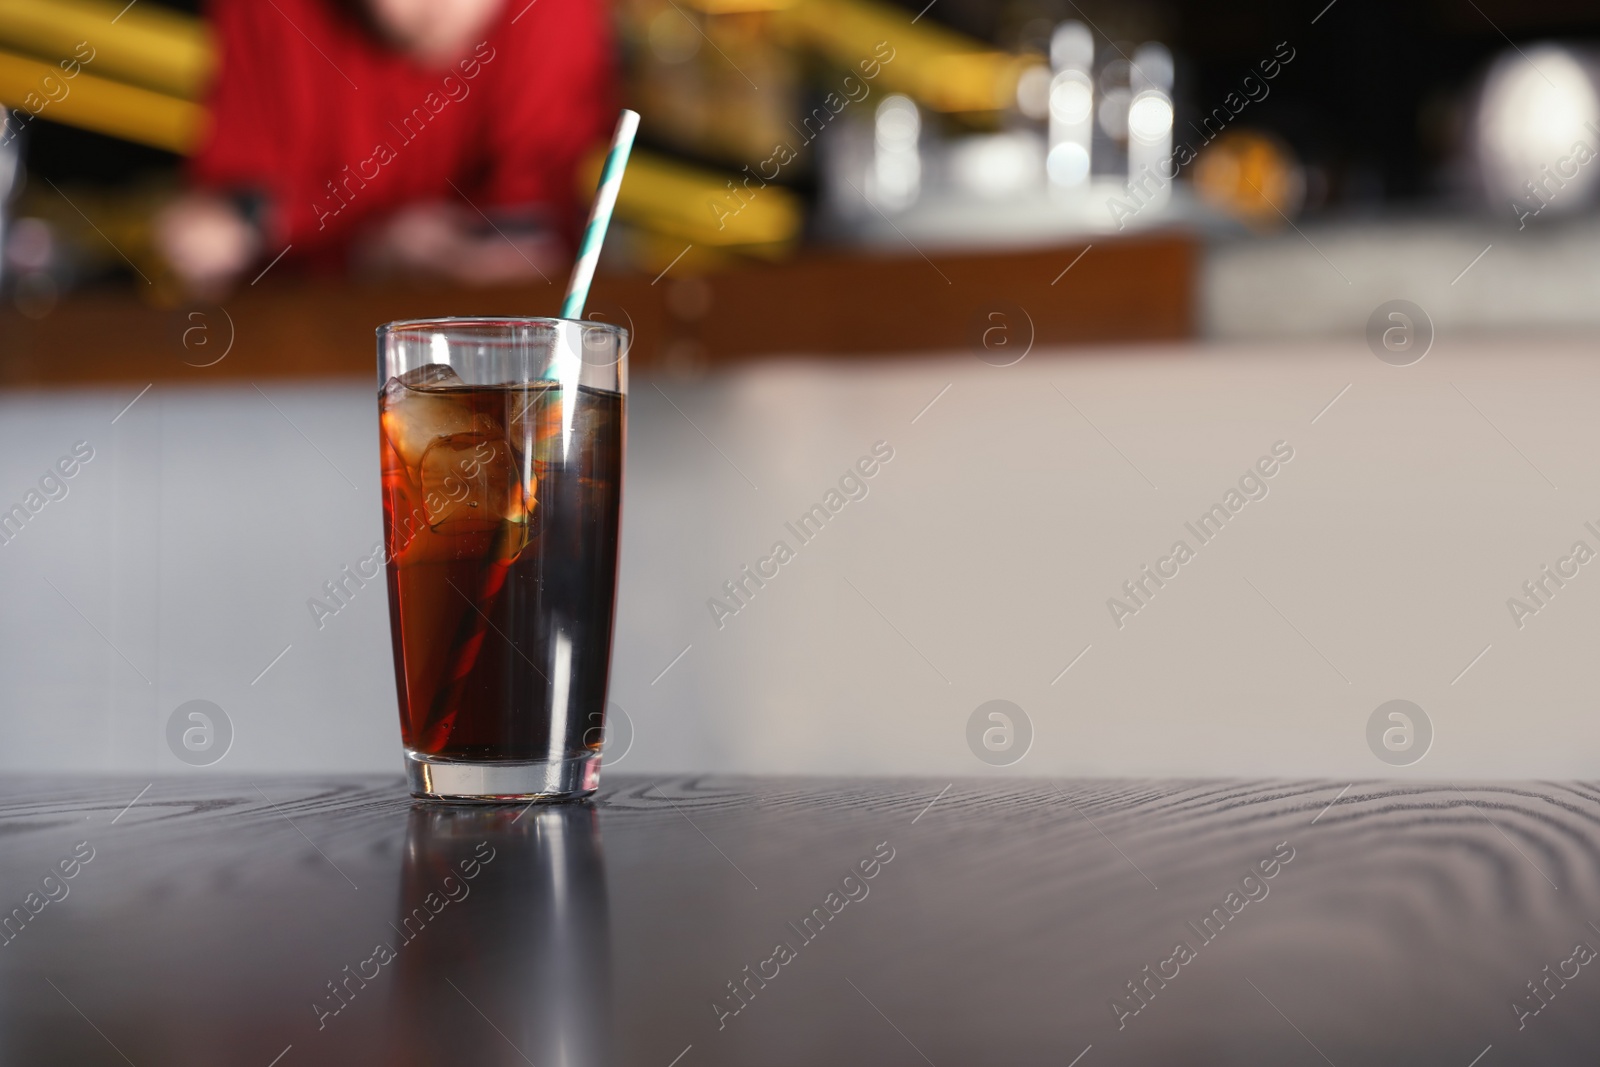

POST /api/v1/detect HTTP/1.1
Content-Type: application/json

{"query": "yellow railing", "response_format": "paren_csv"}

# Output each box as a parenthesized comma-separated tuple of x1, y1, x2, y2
(0, 0, 209, 98)
(0, 49, 201, 153)
(778, 0, 1031, 113)
(579, 147, 800, 253)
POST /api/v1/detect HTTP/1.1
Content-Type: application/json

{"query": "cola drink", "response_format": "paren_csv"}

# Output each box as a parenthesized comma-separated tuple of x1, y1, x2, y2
(379, 360, 623, 796)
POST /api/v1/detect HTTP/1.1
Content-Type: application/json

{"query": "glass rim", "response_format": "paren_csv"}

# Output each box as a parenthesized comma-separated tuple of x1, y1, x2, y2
(376, 315, 629, 342)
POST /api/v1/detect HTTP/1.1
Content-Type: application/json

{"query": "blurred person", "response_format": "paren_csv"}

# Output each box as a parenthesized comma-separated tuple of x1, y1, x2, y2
(157, 0, 614, 295)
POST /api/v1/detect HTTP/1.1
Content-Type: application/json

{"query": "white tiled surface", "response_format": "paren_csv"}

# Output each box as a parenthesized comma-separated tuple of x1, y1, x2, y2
(5, 333, 1600, 778)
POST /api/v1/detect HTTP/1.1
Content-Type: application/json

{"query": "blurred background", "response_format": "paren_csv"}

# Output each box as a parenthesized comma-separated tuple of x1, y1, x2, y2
(4, 0, 1600, 779)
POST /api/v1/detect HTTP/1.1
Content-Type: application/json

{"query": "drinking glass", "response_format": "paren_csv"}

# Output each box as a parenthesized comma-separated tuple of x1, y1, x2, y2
(376, 317, 626, 801)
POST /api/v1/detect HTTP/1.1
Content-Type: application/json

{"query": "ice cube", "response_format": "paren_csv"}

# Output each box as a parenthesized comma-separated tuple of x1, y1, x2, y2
(507, 384, 561, 461)
(419, 431, 531, 538)
(509, 383, 598, 475)
(380, 365, 496, 470)
(396, 363, 462, 388)
(380, 429, 425, 558)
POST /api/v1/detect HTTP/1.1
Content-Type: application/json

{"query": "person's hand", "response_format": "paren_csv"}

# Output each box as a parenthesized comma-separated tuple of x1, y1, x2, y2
(364, 202, 563, 286)
(154, 194, 261, 298)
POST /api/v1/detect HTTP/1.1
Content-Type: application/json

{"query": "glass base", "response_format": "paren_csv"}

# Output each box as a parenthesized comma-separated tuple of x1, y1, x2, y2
(404, 750, 601, 803)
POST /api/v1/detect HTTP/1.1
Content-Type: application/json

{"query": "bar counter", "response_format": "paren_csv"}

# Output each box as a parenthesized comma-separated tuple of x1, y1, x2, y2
(0, 235, 1195, 384)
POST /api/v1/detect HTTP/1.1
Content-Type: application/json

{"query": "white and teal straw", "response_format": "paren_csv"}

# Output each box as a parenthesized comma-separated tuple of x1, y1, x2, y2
(560, 108, 641, 321)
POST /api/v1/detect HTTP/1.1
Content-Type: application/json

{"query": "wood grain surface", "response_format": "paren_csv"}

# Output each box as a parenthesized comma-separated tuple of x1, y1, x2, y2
(1, 776, 1596, 1065)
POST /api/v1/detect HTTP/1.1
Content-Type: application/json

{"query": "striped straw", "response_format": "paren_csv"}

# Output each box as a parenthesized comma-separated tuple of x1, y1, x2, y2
(560, 109, 641, 321)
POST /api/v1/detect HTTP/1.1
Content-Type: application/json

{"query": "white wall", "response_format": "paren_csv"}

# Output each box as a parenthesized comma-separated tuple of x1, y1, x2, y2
(4, 333, 1599, 779)
(1206, 218, 1600, 339)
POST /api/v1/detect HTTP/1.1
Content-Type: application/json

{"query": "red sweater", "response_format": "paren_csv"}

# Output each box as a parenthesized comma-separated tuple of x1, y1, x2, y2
(190, 0, 615, 267)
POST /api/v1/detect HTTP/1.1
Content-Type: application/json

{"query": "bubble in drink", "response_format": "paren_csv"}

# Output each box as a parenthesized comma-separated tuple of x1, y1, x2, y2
(379, 373, 624, 761)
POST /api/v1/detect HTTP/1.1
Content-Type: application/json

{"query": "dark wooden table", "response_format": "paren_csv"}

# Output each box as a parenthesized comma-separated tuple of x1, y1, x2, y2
(3, 777, 1597, 1065)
